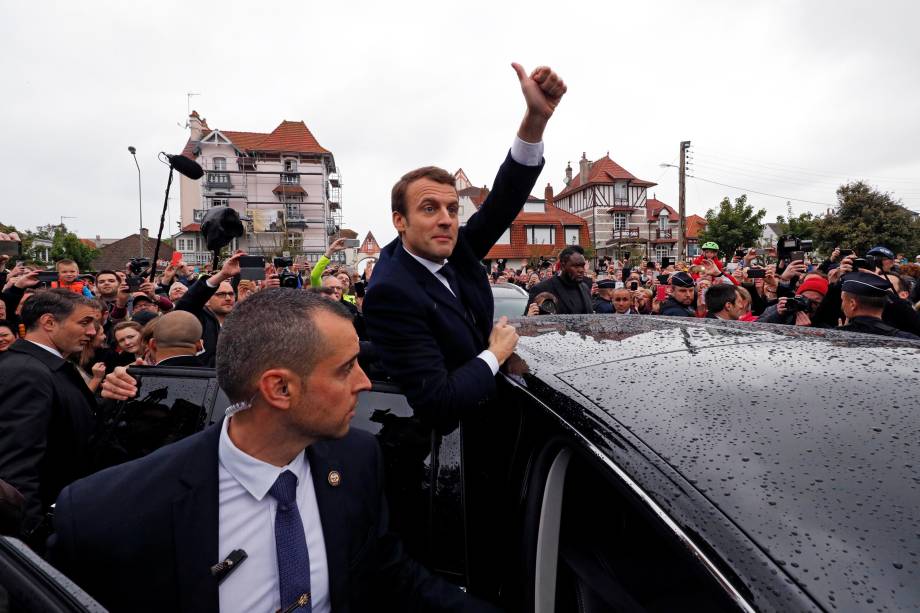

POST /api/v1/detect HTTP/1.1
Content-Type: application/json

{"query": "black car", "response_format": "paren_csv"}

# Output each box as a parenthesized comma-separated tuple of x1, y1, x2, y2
(19, 316, 920, 611)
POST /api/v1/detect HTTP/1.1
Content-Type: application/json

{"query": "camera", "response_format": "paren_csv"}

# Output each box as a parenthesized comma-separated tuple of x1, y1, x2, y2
(278, 270, 299, 288)
(128, 257, 150, 276)
(273, 256, 294, 269)
(784, 295, 812, 313)
(776, 236, 813, 260)
(538, 300, 557, 315)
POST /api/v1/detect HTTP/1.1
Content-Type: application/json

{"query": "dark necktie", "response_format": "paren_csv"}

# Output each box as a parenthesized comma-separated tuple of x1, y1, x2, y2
(268, 470, 312, 612)
(438, 261, 462, 300)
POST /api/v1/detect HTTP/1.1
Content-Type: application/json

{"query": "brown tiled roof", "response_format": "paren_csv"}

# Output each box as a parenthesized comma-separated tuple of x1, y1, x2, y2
(555, 154, 656, 200)
(91, 233, 175, 272)
(686, 214, 707, 239)
(78, 238, 97, 249)
(484, 204, 590, 260)
(180, 119, 330, 160)
(458, 185, 490, 208)
(181, 223, 201, 233)
(646, 198, 678, 222)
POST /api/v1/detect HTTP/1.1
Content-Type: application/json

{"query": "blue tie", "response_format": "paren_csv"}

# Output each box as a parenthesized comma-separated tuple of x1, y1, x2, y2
(268, 470, 312, 611)
(439, 261, 462, 300)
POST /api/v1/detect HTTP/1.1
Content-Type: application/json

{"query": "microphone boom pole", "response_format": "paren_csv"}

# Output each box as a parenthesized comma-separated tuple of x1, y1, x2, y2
(149, 153, 204, 282)
(149, 166, 174, 282)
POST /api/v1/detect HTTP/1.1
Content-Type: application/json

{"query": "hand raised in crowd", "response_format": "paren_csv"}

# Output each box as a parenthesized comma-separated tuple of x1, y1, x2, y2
(100, 363, 142, 401)
(90, 362, 106, 382)
(743, 248, 758, 265)
(212, 250, 246, 284)
(794, 311, 812, 327)
(828, 254, 854, 284)
(830, 246, 842, 263)
(115, 281, 131, 307)
(0, 254, 9, 271)
(12, 269, 39, 289)
(161, 264, 177, 283)
(324, 238, 348, 259)
(700, 258, 720, 276)
(487, 316, 519, 365)
(780, 260, 807, 282)
(526, 303, 540, 317)
(139, 280, 157, 298)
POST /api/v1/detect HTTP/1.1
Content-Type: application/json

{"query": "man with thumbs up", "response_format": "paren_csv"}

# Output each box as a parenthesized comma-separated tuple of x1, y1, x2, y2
(364, 63, 567, 433)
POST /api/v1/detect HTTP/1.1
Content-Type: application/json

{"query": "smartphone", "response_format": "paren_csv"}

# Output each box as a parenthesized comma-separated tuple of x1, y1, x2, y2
(0, 241, 22, 258)
(656, 286, 669, 302)
(755, 248, 765, 257)
(343, 238, 360, 248)
(126, 275, 142, 292)
(630, 281, 639, 291)
(238, 256, 266, 280)
(747, 268, 766, 279)
(839, 249, 854, 258)
(790, 251, 806, 263)
(657, 274, 670, 285)
(852, 257, 868, 271)
(37, 271, 58, 285)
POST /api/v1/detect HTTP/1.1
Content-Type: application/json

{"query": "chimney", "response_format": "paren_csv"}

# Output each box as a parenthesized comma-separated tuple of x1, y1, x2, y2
(564, 162, 573, 185)
(544, 183, 554, 206)
(189, 110, 204, 141)
(579, 152, 590, 186)
(140, 228, 149, 239)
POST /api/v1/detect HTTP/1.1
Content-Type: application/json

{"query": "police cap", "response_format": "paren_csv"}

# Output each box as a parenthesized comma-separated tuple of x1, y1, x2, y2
(670, 272, 695, 288)
(866, 245, 895, 259)
(841, 271, 893, 298)
(597, 279, 617, 289)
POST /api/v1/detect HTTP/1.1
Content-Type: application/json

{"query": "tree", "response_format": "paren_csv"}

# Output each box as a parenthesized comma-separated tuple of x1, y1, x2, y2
(698, 194, 767, 258)
(813, 181, 920, 256)
(49, 225, 98, 270)
(775, 202, 819, 241)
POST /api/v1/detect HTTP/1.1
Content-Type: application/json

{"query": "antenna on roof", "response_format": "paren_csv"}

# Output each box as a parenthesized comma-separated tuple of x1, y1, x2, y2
(178, 92, 201, 128)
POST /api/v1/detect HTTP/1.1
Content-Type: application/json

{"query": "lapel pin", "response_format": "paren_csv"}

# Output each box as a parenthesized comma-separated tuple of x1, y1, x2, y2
(327, 470, 342, 487)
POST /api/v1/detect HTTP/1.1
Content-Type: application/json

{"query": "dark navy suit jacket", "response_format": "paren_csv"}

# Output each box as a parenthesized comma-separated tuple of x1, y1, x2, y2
(48, 423, 495, 612)
(363, 153, 543, 431)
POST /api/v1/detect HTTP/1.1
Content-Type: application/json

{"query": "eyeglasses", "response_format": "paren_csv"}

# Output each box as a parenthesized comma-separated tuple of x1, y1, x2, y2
(213, 291, 235, 298)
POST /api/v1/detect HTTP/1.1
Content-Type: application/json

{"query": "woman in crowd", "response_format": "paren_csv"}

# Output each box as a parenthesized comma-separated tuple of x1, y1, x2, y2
(113, 321, 145, 364)
(72, 320, 107, 392)
(0, 320, 16, 352)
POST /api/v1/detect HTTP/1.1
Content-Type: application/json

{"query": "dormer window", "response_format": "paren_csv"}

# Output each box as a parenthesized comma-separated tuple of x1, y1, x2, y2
(213, 157, 226, 171)
(658, 210, 669, 231)
(283, 159, 298, 172)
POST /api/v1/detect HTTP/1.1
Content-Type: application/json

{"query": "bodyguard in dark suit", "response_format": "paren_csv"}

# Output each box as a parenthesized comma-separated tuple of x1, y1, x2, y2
(50, 290, 498, 613)
(0, 289, 99, 544)
(364, 63, 567, 431)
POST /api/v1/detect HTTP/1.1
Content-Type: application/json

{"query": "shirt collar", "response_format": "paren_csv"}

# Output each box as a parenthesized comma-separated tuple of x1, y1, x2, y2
(218, 416, 307, 501)
(402, 243, 447, 275)
(26, 339, 63, 359)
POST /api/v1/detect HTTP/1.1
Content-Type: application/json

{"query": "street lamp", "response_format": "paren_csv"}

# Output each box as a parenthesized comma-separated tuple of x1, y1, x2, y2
(128, 146, 143, 257)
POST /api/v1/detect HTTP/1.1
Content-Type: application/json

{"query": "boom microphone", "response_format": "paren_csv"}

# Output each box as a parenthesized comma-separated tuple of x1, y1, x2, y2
(165, 154, 204, 180)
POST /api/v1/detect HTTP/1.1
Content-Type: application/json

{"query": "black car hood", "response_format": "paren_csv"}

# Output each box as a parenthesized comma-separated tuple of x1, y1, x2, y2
(511, 315, 920, 612)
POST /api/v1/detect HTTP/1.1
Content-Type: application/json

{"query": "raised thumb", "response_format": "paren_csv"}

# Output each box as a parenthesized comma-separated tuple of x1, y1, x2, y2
(511, 62, 527, 82)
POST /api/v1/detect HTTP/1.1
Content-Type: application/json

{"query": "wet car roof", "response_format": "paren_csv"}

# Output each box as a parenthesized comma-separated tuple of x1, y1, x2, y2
(512, 315, 920, 611)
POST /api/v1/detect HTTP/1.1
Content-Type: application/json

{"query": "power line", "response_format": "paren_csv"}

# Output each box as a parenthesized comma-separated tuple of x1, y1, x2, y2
(693, 147, 920, 184)
(687, 174, 836, 208)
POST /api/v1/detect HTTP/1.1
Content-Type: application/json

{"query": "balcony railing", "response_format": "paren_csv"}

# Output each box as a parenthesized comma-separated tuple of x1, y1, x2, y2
(611, 228, 640, 239)
(206, 172, 231, 187)
(193, 209, 207, 222)
(656, 228, 674, 239)
(286, 215, 308, 227)
(280, 173, 300, 185)
(613, 197, 630, 207)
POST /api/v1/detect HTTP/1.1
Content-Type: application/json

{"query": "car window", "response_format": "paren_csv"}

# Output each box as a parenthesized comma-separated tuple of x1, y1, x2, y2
(92, 369, 219, 470)
(550, 453, 741, 612)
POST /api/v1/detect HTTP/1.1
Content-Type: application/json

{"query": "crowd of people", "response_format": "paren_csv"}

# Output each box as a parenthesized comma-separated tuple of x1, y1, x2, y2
(490, 243, 920, 339)
(0, 58, 918, 612)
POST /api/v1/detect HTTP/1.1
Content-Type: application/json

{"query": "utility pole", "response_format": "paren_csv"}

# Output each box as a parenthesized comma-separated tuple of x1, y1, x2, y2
(677, 140, 691, 260)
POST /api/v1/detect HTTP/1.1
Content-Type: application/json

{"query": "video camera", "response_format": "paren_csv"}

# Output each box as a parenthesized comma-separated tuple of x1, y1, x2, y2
(272, 257, 298, 288)
(127, 257, 151, 291)
(776, 236, 813, 261)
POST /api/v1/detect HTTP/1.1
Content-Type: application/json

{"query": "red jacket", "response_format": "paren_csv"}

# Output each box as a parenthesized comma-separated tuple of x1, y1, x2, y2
(690, 254, 739, 286)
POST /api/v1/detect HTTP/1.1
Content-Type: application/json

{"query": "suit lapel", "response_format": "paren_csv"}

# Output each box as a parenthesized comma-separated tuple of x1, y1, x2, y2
(172, 423, 221, 612)
(393, 242, 483, 341)
(307, 441, 348, 612)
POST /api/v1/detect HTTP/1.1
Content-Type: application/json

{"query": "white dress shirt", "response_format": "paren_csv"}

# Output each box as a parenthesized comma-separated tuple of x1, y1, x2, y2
(399, 136, 543, 377)
(26, 339, 63, 359)
(217, 417, 330, 613)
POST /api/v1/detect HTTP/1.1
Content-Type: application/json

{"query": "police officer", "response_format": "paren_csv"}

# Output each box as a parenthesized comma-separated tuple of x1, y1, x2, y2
(593, 279, 617, 313)
(838, 271, 919, 339)
(865, 245, 896, 274)
(659, 272, 697, 317)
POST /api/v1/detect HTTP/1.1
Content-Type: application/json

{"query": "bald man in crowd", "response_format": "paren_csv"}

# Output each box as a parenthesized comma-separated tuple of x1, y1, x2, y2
(101, 311, 205, 401)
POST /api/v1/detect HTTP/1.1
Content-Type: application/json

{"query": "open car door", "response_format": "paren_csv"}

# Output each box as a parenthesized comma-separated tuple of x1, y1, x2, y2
(0, 537, 105, 612)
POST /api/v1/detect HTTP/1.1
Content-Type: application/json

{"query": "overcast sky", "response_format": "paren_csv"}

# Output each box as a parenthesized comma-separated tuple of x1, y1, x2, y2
(2, 0, 919, 246)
